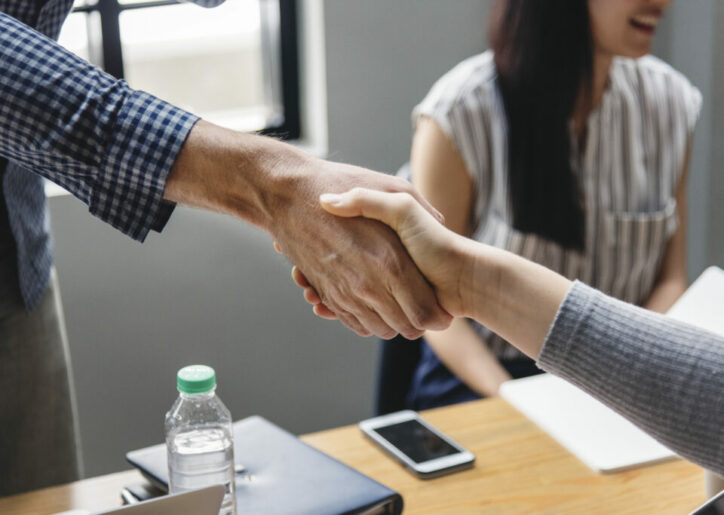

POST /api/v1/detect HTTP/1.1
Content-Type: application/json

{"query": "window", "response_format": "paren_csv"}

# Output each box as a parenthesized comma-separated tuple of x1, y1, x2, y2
(58, 0, 300, 139)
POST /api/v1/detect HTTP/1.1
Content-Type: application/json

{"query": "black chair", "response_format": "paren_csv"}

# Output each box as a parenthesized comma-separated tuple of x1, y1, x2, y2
(373, 335, 422, 415)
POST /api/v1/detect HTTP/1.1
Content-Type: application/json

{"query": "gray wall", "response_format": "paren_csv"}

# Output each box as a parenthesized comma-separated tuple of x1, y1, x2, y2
(324, 0, 490, 174)
(49, 0, 492, 477)
(652, 0, 724, 279)
(709, 5, 724, 269)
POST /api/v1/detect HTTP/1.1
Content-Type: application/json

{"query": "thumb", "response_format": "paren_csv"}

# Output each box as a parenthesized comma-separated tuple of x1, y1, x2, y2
(319, 188, 416, 233)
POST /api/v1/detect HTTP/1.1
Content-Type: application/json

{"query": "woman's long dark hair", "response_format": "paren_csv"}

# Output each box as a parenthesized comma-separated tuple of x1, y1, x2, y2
(490, 0, 593, 250)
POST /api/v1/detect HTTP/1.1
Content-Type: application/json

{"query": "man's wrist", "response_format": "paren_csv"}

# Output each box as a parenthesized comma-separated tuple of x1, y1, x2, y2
(218, 130, 310, 233)
(164, 120, 311, 232)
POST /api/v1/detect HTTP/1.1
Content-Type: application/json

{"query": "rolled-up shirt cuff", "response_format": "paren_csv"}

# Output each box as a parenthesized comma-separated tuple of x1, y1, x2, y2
(90, 90, 199, 242)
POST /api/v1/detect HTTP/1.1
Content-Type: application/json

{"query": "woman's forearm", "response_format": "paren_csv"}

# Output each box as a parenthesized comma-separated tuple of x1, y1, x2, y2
(457, 236, 724, 475)
(643, 277, 688, 314)
(643, 140, 690, 315)
(457, 239, 572, 360)
(537, 281, 724, 476)
(463, 239, 724, 475)
(425, 319, 511, 397)
(318, 188, 724, 476)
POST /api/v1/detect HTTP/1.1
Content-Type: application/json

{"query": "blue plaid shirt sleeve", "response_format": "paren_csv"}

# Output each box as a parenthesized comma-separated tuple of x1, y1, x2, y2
(0, 12, 200, 242)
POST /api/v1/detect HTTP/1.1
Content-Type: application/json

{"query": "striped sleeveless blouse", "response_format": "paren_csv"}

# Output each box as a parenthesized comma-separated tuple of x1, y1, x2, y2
(410, 51, 701, 360)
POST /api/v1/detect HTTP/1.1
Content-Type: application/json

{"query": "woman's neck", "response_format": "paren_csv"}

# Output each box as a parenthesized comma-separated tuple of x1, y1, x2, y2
(573, 51, 613, 142)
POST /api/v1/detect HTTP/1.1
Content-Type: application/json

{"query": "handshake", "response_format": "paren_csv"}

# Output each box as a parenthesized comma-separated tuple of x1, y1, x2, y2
(295, 188, 471, 332)
(166, 120, 568, 354)
(294, 186, 568, 360)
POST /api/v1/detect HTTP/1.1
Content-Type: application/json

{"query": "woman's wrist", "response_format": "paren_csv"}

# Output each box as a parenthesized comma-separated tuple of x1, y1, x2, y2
(455, 242, 571, 359)
(450, 238, 503, 320)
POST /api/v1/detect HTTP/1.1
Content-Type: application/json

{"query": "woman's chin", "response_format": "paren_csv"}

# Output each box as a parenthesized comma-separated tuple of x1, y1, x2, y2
(618, 38, 654, 59)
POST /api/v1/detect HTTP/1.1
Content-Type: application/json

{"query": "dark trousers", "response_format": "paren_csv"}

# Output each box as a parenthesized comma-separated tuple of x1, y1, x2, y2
(375, 335, 542, 415)
(0, 271, 82, 496)
(407, 339, 543, 410)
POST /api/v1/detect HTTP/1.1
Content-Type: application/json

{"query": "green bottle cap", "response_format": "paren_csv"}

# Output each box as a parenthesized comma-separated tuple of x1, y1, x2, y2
(177, 365, 216, 394)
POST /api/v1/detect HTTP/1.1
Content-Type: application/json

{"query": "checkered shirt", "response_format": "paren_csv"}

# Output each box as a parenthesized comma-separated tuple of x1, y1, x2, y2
(0, 0, 221, 310)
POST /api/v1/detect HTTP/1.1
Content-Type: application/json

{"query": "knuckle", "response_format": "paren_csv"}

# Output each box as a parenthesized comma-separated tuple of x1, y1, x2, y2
(392, 176, 411, 192)
(408, 304, 439, 329)
(357, 284, 382, 305)
(380, 329, 398, 341)
(317, 284, 344, 309)
(322, 297, 344, 315)
(348, 186, 366, 199)
(339, 315, 361, 334)
(402, 329, 424, 341)
(396, 323, 421, 340)
(400, 193, 417, 211)
(377, 248, 405, 276)
(337, 311, 371, 338)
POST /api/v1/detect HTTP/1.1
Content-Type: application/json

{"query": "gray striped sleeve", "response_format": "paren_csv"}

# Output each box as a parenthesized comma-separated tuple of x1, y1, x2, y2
(538, 281, 724, 475)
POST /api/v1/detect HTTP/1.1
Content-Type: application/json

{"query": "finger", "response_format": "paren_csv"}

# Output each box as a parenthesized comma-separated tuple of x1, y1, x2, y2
(291, 266, 312, 288)
(321, 187, 444, 226)
(389, 265, 453, 332)
(335, 310, 372, 337)
(292, 280, 382, 338)
(273, 241, 283, 254)
(398, 184, 445, 225)
(345, 304, 399, 340)
(313, 303, 338, 320)
(303, 287, 322, 305)
(290, 267, 323, 305)
(366, 290, 426, 340)
(320, 189, 428, 233)
(292, 270, 322, 304)
(329, 286, 400, 339)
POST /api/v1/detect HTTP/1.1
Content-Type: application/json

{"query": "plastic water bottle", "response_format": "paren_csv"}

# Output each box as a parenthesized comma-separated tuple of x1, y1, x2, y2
(165, 365, 236, 515)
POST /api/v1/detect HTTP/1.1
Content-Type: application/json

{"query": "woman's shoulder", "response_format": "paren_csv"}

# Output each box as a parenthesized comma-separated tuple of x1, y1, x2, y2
(416, 50, 499, 115)
(612, 55, 702, 127)
(614, 55, 693, 88)
(435, 50, 498, 91)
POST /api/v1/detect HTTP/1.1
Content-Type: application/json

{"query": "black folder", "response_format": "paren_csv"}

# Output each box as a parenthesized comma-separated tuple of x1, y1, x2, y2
(126, 415, 403, 515)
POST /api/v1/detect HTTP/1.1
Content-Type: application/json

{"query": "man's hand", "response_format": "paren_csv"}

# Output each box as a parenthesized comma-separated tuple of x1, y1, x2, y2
(164, 120, 452, 339)
(317, 188, 470, 317)
(269, 158, 452, 339)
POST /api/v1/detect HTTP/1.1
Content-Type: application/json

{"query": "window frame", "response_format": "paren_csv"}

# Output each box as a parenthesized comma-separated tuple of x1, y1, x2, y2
(73, 0, 300, 139)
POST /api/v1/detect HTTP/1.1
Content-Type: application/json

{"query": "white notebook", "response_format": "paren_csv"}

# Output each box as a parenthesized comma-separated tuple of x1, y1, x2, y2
(499, 266, 724, 474)
(665, 266, 724, 330)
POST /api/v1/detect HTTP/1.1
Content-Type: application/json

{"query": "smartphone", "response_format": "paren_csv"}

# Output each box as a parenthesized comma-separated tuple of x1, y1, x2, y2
(690, 490, 724, 515)
(359, 410, 475, 479)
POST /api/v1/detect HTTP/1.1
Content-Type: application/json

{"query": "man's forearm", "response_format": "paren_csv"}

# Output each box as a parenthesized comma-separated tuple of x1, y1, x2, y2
(164, 120, 308, 231)
(165, 121, 451, 338)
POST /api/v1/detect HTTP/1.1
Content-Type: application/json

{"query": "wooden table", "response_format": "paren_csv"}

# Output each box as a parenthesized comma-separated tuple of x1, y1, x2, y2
(0, 398, 706, 514)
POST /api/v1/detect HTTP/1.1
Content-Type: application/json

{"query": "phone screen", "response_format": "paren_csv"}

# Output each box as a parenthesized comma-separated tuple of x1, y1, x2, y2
(372, 419, 461, 463)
